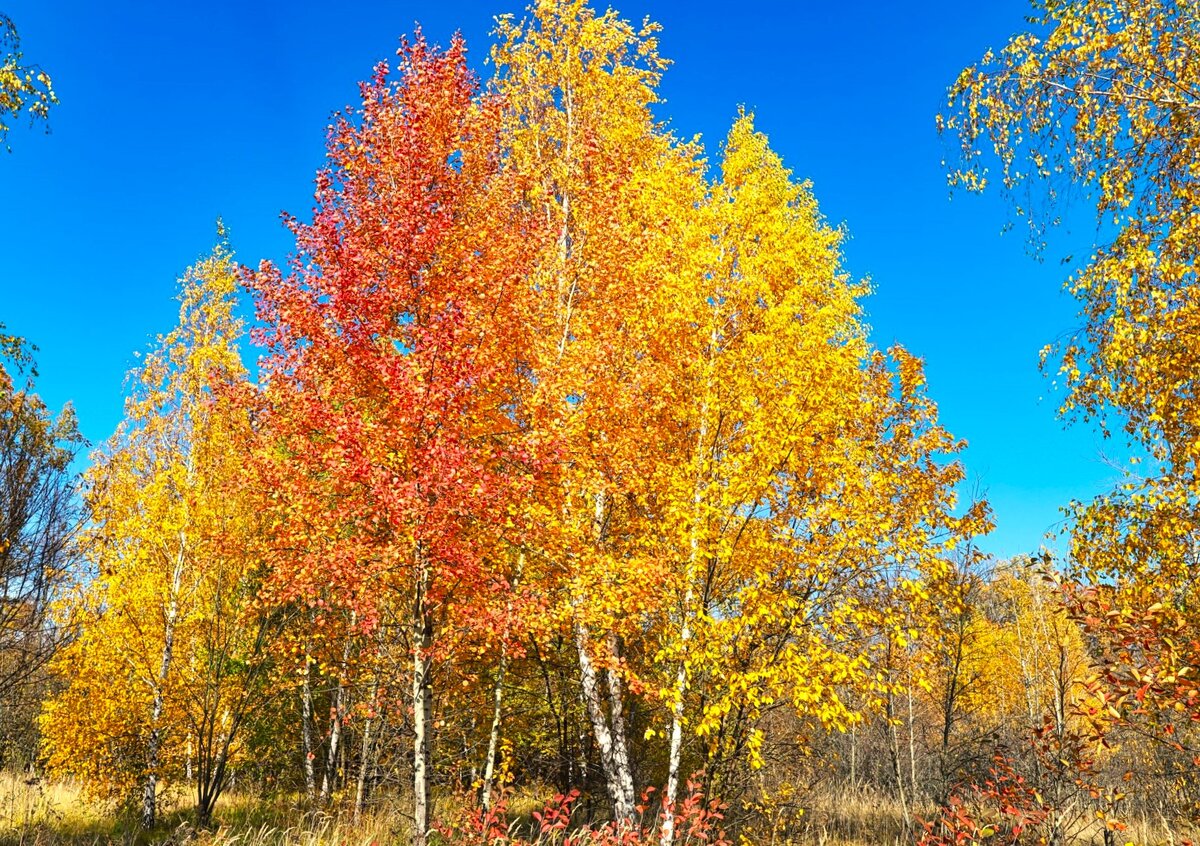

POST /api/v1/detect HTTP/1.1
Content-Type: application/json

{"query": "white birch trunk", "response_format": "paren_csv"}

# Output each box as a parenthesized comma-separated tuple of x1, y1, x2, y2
(481, 646, 507, 813)
(143, 543, 185, 829)
(662, 601, 691, 846)
(663, 373, 712, 846)
(603, 632, 636, 819)
(576, 624, 635, 822)
(412, 545, 433, 846)
(321, 627, 354, 804)
(320, 679, 343, 803)
(354, 671, 381, 824)
(301, 653, 316, 803)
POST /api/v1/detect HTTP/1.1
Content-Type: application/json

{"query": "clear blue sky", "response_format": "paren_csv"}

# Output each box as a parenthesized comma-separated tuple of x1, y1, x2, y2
(0, 0, 1123, 559)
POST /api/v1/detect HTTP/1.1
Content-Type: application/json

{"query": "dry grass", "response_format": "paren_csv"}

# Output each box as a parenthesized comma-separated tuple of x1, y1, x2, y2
(775, 785, 1191, 846)
(786, 786, 914, 846)
(0, 773, 112, 842)
(0, 775, 1192, 846)
(0, 776, 402, 846)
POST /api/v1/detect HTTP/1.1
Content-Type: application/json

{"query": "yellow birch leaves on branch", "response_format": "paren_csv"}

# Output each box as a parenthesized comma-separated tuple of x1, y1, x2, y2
(0, 14, 55, 150)
(943, 0, 1200, 826)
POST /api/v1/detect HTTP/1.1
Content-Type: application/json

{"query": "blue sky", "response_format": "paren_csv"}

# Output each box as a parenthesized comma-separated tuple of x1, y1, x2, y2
(0, 0, 1124, 559)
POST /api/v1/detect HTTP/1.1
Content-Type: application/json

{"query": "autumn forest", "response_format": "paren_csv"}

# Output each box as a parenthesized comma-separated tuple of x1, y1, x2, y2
(1, 1, 1198, 845)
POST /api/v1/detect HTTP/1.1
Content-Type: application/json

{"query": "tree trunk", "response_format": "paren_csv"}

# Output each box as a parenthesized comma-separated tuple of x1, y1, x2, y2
(412, 546, 434, 846)
(143, 693, 164, 829)
(938, 614, 965, 804)
(301, 653, 316, 803)
(907, 678, 918, 800)
(576, 624, 635, 823)
(323, 618, 356, 804)
(603, 633, 636, 818)
(574, 492, 635, 824)
(321, 679, 344, 804)
(196, 745, 228, 828)
(887, 685, 911, 830)
(663, 381, 711, 846)
(849, 723, 857, 787)
(143, 551, 185, 830)
(482, 552, 523, 813)
(662, 620, 689, 846)
(481, 646, 507, 813)
(354, 668, 382, 825)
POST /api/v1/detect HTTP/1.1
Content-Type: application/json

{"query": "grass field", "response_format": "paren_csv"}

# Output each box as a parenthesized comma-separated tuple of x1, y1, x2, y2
(0, 774, 1188, 846)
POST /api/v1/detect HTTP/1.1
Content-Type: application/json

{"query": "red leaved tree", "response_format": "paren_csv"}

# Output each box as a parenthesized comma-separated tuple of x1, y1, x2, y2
(246, 32, 542, 846)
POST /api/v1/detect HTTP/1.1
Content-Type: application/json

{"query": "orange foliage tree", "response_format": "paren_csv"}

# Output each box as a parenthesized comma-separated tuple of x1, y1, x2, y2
(245, 33, 542, 846)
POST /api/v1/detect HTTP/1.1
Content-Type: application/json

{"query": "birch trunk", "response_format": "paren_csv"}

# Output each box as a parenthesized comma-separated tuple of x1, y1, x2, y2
(482, 553, 523, 812)
(354, 669, 381, 825)
(577, 492, 635, 823)
(143, 545, 185, 829)
(301, 653, 316, 803)
(142, 685, 165, 827)
(662, 599, 692, 844)
(663, 368, 713, 846)
(481, 646, 507, 813)
(412, 545, 434, 846)
(605, 640, 636, 819)
(321, 628, 354, 804)
(576, 624, 635, 822)
(907, 680, 917, 800)
(887, 686, 911, 829)
(320, 679, 343, 803)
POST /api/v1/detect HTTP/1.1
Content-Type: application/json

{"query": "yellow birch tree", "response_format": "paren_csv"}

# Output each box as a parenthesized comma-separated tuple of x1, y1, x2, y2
(42, 238, 278, 828)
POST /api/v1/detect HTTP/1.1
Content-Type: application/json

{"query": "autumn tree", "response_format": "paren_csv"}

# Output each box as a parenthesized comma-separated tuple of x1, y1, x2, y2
(489, 6, 712, 806)
(485, 4, 991, 839)
(490, 0, 694, 824)
(246, 33, 539, 846)
(42, 239, 278, 828)
(0, 327, 81, 767)
(942, 0, 1200, 825)
(630, 114, 989, 842)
